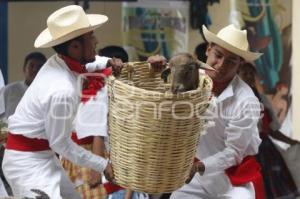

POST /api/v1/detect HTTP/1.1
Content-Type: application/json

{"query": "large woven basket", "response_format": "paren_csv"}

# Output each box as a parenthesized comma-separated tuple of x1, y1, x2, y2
(108, 62, 212, 193)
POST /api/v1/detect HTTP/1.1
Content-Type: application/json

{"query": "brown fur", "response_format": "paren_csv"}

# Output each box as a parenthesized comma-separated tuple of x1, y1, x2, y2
(162, 53, 200, 94)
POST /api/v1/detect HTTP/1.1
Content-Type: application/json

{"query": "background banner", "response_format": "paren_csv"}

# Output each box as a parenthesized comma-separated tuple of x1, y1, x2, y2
(230, 0, 292, 140)
(122, 1, 189, 61)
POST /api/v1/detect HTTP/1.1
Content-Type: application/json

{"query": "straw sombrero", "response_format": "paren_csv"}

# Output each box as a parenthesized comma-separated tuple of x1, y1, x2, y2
(203, 24, 263, 61)
(34, 5, 108, 48)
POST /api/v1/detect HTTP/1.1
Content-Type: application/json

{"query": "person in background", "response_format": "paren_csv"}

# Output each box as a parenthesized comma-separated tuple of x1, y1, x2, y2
(2, 5, 123, 198)
(99, 45, 129, 63)
(61, 64, 110, 199)
(61, 45, 129, 199)
(170, 24, 263, 199)
(194, 42, 208, 62)
(100, 46, 149, 199)
(0, 51, 46, 197)
(62, 46, 160, 198)
(267, 82, 289, 124)
(238, 62, 300, 199)
(0, 52, 46, 120)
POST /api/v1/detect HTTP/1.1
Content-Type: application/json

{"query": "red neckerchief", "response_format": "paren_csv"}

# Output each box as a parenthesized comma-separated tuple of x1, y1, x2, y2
(60, 55, 112, 103)
(81, 67, 112, 103)
(60, 55, 87, 74)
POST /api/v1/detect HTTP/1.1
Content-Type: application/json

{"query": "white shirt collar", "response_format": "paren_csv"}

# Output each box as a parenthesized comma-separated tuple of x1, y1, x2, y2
(216, 75, 239, 103)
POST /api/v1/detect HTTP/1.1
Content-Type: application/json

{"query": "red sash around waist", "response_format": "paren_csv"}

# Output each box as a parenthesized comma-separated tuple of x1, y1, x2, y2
(5, 132, 50, 151)
(71, 132, 93, 145)
(194, 156, 264, 199)
(225, 156, 265, 199)
(103, 182, 124, 194)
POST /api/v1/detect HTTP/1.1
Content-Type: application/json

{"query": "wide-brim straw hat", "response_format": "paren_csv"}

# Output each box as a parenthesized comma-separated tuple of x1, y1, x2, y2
(34, 5, 108, 48)
(203, 24, 263, 61)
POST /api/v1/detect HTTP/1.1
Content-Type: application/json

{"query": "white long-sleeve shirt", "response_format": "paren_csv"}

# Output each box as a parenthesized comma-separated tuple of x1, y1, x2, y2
(8, 54, 109, 172)
(194, 75, 261, 194)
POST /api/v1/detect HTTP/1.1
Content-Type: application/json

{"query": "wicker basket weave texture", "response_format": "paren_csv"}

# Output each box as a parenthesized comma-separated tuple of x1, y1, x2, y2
(108, 62, 212, 193)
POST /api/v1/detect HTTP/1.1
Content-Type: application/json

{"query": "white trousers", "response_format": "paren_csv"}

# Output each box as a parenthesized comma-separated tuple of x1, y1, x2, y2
(0, 178, 8, 198)
(170, 173, 255, 199)
(2, 149, 81, 199)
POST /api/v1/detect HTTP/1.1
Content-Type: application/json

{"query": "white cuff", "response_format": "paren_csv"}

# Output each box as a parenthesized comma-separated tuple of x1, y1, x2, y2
(85, 55, 111, 72)
(99, 158, 109, 172)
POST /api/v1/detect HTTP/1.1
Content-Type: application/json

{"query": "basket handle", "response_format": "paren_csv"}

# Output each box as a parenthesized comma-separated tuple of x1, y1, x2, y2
(123, 62, 136, 81)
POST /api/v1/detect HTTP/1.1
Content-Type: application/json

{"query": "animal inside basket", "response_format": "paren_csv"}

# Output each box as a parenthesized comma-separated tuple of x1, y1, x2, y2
(107, 61, 212, 193)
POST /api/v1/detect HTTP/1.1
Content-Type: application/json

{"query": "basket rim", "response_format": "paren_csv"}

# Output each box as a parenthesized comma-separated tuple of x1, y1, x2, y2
(108, 73, 213, 98)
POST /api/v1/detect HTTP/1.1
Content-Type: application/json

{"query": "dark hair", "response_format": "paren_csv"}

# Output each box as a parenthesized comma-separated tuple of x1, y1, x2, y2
(98, 45, 129, 62)
(23, 52, 47, 68)
(239, 62, 257, 75)
(239, 62, 261, 100)
(52, 35, 84, 56)
(194, 42, 208, 62)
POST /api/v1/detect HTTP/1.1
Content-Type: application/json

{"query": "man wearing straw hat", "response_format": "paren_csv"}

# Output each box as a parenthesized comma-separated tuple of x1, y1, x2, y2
(2, 5, 123, 199)
(170, 25, 264, 199)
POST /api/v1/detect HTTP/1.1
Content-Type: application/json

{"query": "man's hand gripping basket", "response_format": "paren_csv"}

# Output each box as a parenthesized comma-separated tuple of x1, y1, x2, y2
(108, 62, 212, 193)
